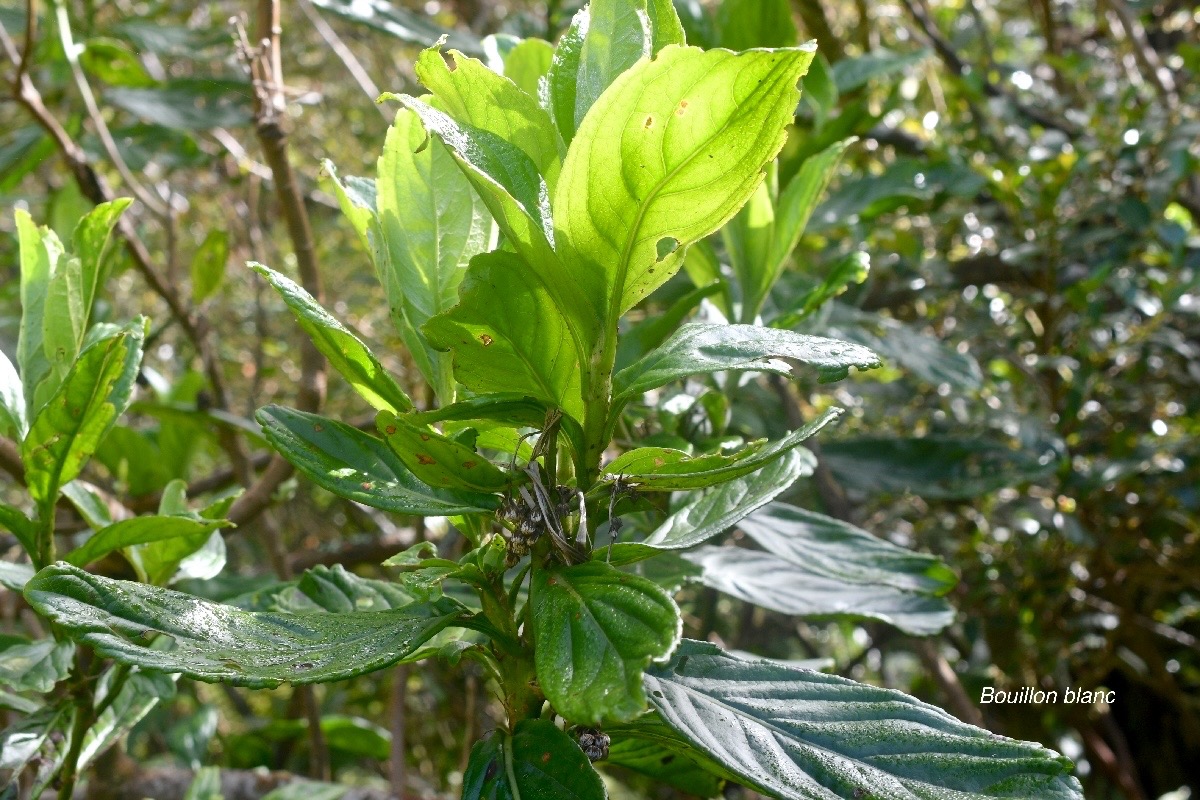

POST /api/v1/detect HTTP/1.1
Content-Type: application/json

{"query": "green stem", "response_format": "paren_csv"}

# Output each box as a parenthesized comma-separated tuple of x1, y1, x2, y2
(56, 649, 101, 800)
(36, 498, 56, 570)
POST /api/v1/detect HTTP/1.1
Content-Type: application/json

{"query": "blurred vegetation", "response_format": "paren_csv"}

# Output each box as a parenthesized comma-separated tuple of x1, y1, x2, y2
(1, 0, 1197, 798)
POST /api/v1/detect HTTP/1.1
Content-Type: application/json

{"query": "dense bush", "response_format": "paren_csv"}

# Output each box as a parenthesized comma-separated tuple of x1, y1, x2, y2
(0, 0, 1196, 798)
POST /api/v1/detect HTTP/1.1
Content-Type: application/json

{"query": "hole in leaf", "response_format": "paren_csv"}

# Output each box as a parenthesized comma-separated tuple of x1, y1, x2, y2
(656, 238, 679, 262)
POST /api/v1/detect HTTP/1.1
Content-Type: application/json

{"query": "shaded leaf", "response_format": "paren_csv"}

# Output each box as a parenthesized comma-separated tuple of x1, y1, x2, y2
(532, 561, 680, 724)
(64, 515, 231, 569)
(190, 230, 228, 302)
(309, 0, 480, 54)
(24, 563, 468, 688)
(106, 80, 253, 130)
(0, 639, 74, 693)
(461, 718, 605, 800)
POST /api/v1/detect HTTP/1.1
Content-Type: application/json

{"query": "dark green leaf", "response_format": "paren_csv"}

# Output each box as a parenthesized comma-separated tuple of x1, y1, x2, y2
(644, 640, 1083, 799)
(772, 252, 871, 328)
(0, 503, 37, 558)
(0, 704, 73, 793)
(822, 436, 1058, 500)
(461, 718, 606, 800)
(22, 320, 145, 506)
(24, 563, 468, 688)
(257, 405, 499, 515)
(615, 324, 880, 401)
(604, 735, 724, 796)
(532, 561, 680, 724)
(831, 48, 930, 93)
(685, 502, 957, 635)
(106, 80, 253, 130)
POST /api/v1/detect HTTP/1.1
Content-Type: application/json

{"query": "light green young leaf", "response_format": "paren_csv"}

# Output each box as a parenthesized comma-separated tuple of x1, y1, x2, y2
(722, 169, 776, 322)
(415, 43, 560, 188)
(0, 349, 26, 440)
(63, 515, 231, 569)
(531, 560, 680, 725)
(461, 718, 606, 800)
(683, 501, 957, 635)
(321, 161, 375, 249)
(24, 563, 469, 688)
(71, 198, 130, 315)
(640, 449, 810, 550)
(377, 409, 510, 493)
(554, 44, 815, 325)
(644, 640, 1083, 799)
(40, 253, 87, 398)
(602, 408, 838, 490)
(424, 251, 584, 422)
(16, 210, 64, 410)
(258, 405, 499, 515)
(0, 502, 38, 557)
(251, 263, 413, 413)
(506, 39, 555, 98)
(614, 323, 880, 402)
(22, 320, 145, 506)
(575, 0, 652, 133)
(190, 229, 228, 302)
(644, 0, 687, 51)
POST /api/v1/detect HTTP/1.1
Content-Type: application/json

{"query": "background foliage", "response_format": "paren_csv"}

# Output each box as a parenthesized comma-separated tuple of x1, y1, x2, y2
(0, 0, 1197, 798)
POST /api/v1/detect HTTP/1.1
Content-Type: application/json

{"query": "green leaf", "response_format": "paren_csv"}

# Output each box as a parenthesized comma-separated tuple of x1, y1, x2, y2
(685, 502, 957, 635)
(614, 281, 720, 372)
(257, 405, 499, 515)
(321, 161, 375, 249)
(546, 8, 588, 146)
(461, 718, 606, 800)
(377, 409, 511, 493)
(298, 564, 422, 611)
(22, 320, 145, 506)
(639, 449, 810, 550)
(0, 638, 74, 692)
(0, 704, 73, 794)
(765, 138, 852, 281)
(553, 44, 815, 324)
(574, 0, 652, 135)
(415, 43, 560, 188)
(0, 348, 26, 439)
(801, 54, 838, 128)
(714, 0, 797, 49)
(72, 198, 129, 315)
(644, 0, 687, 51)
(392, 95, 594, 353)
(184, 766, 223, 800)
(722, 170, 775, 323)
(644, 640, 1083, 799)
(24, 563, 468, 688)
(826, 312, 983, 391)
(614, 323, 880, 402)
(63, 515, 231, 569)
(603, 408, 839, 490)
(424, 251, 584, 422)
(531, 560, 680, 724)
(191, 230, 228, 302)
(80, 39, 157, 86)
(16, 209, 64, 412)
(78, 667, 175, 772)
(251, 263, 413, 414)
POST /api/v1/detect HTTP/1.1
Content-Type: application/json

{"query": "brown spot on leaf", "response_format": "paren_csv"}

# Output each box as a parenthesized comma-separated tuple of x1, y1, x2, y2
(479, 334, 493, 346)
(644, 115, 654, 129)
(463, 460, 477, 469)
(420, 433, 431, 441)
(385, 425, 397, 435)
(313, 424, 324, 432)
(541, 752, 551, 763)
(654, 457, 665, 467)
(416, 453, 436, 465)
(362, 482, 373, 490)
(676, 99, 689, 115)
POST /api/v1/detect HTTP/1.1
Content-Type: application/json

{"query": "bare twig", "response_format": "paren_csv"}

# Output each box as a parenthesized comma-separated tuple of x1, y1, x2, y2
(297, 0, 388, 118)
(389, 664, 409, 799)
